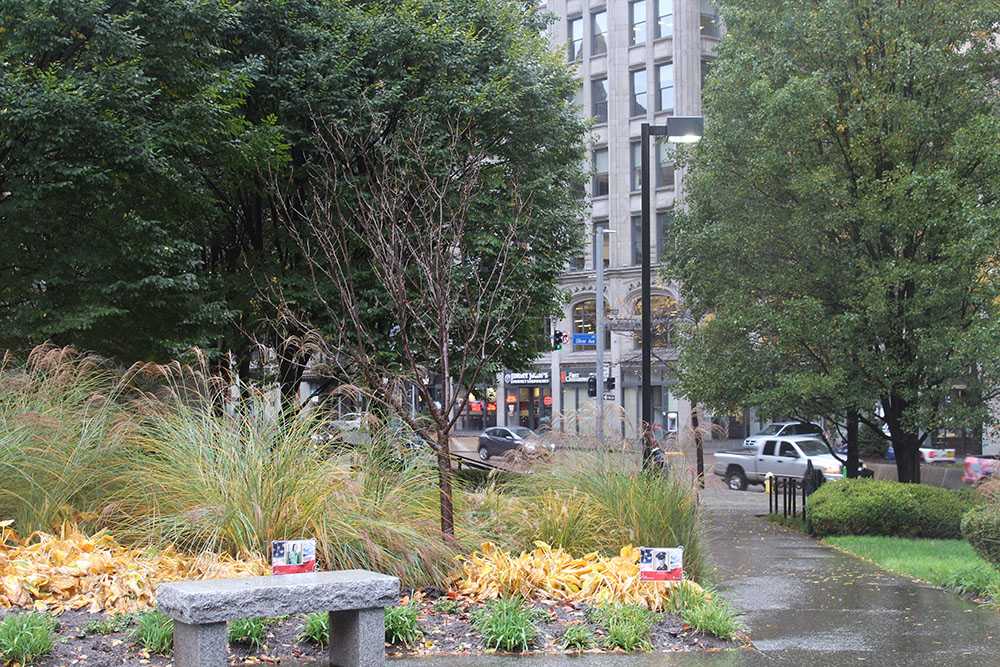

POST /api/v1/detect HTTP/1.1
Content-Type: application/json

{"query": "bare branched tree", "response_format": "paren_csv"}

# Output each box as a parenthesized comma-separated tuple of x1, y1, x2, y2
(280, 115, 544, 538)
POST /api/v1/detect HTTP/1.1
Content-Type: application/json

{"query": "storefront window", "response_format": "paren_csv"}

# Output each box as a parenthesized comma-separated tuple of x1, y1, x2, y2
(572, 300, 611, 351)
(633, 295, 680, 348)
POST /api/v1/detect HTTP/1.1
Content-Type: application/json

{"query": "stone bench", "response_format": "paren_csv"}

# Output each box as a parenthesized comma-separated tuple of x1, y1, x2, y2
(156, 570, 400, 667)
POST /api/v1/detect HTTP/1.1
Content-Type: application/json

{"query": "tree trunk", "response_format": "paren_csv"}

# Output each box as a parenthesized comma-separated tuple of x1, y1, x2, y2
(846, 409, 860, 478)
(435, 430, 455, 538)
(893, 431, 922, 483)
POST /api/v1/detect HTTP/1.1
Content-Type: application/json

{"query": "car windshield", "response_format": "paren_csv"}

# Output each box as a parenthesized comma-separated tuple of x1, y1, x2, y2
(796, 439, 829, 456)
(756, 424, 783, 435)
(511, 427, 535, 439)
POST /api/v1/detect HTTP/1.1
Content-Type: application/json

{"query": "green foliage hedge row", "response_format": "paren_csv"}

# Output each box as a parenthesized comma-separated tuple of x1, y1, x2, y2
(808, 479, 977, 539)
(962, 504, 1000, 567)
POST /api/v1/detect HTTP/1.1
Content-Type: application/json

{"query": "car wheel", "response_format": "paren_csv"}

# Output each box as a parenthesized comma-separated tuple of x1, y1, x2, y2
(726, 467, 748, 491)
(478, 446, 490, 461)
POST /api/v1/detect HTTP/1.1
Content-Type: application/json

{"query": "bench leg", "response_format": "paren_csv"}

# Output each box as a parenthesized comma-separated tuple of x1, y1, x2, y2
(173, 621, 227, 667)
(329, 608, 385, 667)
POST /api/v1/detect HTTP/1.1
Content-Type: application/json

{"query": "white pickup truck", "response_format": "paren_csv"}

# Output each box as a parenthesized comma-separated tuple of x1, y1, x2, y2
(714, 435, 847, 491)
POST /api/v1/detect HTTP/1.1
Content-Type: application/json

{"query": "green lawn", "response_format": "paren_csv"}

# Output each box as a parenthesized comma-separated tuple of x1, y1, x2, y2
(825, 535, 1000, 603)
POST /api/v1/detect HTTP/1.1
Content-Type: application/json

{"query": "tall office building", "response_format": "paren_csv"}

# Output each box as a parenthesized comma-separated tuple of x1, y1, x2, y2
(460, 0, 735, 444)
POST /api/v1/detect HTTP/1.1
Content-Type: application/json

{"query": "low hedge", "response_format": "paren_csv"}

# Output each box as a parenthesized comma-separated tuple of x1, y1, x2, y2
(962, 504, 1000, 567)
(808, 479, 977, 539)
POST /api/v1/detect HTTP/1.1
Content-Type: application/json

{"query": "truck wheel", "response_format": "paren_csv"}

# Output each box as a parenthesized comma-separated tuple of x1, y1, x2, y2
(726, 467, 748, 491)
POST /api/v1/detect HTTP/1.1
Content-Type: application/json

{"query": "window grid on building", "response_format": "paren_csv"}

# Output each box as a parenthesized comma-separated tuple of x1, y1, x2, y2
(629, 0, 646, 46)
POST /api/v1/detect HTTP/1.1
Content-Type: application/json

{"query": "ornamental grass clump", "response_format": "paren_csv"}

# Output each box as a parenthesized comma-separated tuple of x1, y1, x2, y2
(298, 612, 329, 646)
(228, 617, 267, 649)
(132, 610, 173, 655)
(472, 598, 538, 652)
(0, 346, 126, 533)
(384, 603, 422, 647)
(590, 604, 657, 652)
(507, 454, 705, 581)
(108, 378, 468, 587)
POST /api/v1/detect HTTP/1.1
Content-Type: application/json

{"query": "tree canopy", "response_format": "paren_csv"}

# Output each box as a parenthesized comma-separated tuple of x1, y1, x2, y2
(668, 0, 1000, 482)
(0, 0, 585, 390)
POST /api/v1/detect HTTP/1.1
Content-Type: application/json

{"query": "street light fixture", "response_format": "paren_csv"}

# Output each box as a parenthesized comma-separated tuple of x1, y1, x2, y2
(640, 116, 704, 469)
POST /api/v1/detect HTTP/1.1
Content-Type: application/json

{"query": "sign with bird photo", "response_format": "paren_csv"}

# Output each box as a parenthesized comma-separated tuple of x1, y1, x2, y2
(271, 539, 316, 574)
(639, 547, 683, 582)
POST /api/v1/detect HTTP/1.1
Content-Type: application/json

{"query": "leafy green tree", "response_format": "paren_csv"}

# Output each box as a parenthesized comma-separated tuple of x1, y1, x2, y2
(668, 0, 1000, 482)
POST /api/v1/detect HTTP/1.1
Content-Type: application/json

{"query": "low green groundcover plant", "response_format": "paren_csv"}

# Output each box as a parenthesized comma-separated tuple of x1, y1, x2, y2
(132, 610, 174, 655)
(825, 535, 1000, 603)
(589, 604, 657, 652)
(84, 613, 135, 636)
(560, 624, 595, 650)
(298, 612, 329, 646)
(962, 504, 1000, 567)
(472, 598, 538, 652)
(0, 612, 56, 665)
(384, 603, 422, 647)
(808, 479, 976, 538)
(432, 598, 459, 614)
(228, 617, 267, 649)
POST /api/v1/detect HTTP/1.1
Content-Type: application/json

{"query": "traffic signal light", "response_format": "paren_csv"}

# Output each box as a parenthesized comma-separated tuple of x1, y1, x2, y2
(552, 329, 563, 351)
(587, 376, 597, 397)
(606, 376, 616, 391)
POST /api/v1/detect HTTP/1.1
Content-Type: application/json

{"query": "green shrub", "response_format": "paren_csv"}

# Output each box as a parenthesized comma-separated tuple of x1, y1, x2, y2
(807, 479, 975, 538)
(384, 603, 422, 647)
(0, 612, 56, 665)
(132, 610, 173, 655)
(507, 455, 705, 581)
(298, 612, 329, 646)
(589, 604, 656, 652)
(560, 624, 595, 650)
(962, 504, 1000, 567)
(228, 617, 267, 649)
(472, 598, 538, 652)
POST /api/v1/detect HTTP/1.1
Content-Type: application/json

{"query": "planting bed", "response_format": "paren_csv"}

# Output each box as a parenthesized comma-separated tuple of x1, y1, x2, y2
(2, 591, 737, 666)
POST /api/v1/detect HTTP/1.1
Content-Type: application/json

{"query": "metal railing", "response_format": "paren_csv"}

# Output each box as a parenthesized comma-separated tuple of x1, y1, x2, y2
(767, 474, 807, 519)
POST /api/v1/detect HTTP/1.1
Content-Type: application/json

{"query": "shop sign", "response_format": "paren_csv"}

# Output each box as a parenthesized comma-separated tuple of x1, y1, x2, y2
(639, 547, 683, 582)
(563, 371, 590, 383)
(504, 371, 550, 385)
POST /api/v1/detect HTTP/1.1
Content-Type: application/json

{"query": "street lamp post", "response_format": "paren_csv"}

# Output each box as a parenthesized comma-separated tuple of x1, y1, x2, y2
(640, 117, 703, 468)
(595, 226, 616, 444)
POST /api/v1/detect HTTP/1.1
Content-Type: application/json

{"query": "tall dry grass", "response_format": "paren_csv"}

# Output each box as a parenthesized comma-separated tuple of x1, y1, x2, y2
(505, 451, 706, 581)
(0, 347, 125, 532)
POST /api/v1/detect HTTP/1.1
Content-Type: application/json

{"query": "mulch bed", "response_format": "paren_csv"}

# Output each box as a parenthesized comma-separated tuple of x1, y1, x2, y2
(5, 589, 734, 666)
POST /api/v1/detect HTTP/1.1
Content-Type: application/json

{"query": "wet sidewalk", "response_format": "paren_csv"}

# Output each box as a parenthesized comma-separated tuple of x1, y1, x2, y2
(395, 491, 1000, 666)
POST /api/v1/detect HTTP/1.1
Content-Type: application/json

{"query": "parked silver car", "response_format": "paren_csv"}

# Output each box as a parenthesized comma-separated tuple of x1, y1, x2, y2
(715, 435, 847, 491)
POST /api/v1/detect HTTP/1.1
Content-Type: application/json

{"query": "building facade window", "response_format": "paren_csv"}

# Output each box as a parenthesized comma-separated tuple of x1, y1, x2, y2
(655, 0, 672, 39)
(630, 141, 642, 192)
(593, 220, 610, 269)
(569, 254, 586, 271)
(572, 300, 611, 351)
(631, 214, 642, 265)
(700, 0, 721, 38)
(567, 16, 583, 61)
(591, 10, 608, 56)
(655, 62, 674, 113)
(657, 209, 673, 260)
(633, 294, 680, 348)
(591, 77, 608, 124)
(630, 69, 647, 117)
(655, 141, 674, 189)
(592, 147, 609, 197)
(629, 0, 646, 46)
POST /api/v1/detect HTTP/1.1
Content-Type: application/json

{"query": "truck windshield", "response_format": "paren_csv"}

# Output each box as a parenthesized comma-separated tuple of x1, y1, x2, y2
(756, 424, 782, 435)
(797, 440, 829, 456)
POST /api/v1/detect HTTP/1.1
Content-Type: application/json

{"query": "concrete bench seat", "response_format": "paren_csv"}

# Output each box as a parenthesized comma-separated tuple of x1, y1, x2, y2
(157, 570, 399, 667)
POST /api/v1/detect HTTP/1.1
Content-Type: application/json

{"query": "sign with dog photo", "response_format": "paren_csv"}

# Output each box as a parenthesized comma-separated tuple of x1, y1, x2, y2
(639, 547, 683, 581)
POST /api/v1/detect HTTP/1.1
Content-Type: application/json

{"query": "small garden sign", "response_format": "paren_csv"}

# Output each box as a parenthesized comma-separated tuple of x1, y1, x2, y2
(271, 539, 316, 574)
(639, 547, 683, 581)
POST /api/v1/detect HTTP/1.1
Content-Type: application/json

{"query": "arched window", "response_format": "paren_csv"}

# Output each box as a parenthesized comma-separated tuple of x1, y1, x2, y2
(572, 300, 611, 351)
(633, 295, 680, 348)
